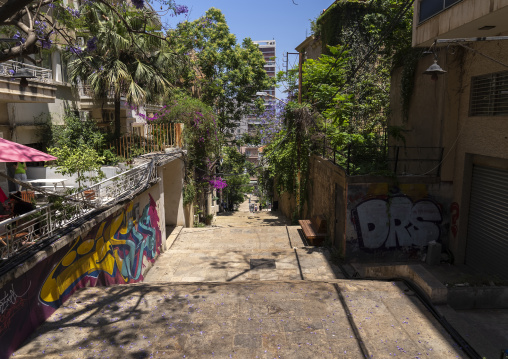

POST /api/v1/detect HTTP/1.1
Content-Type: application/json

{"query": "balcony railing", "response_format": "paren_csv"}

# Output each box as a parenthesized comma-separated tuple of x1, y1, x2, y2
(419, 0, 463, 23)
(78, 83, 125, 99)
(0, 161, 158, 262)
(325, 145, 444, 176)
(111, 123, 183, 159)
(0, 60, 53, 83)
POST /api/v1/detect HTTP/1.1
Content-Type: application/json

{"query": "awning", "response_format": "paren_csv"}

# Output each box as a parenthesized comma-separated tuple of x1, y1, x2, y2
(0, 138, 57, 162)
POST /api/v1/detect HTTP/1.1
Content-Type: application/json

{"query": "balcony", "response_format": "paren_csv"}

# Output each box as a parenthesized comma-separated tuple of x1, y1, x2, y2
(0, 60, 56, 103)
(77, 83, 163, 112)
(413, 0, 508, 47)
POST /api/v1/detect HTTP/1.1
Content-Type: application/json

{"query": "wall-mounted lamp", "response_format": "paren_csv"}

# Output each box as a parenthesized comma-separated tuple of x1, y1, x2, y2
(423, 60, 447, 81)
(423, 41, 446, 81)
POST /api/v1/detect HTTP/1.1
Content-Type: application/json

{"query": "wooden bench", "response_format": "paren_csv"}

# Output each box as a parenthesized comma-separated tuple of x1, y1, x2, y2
(298, 215, 327, 246)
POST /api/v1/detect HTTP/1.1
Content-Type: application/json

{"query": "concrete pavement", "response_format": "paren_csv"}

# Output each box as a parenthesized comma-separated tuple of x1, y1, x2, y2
(12, 280, 464, 359)
(12, 201, 468, 358)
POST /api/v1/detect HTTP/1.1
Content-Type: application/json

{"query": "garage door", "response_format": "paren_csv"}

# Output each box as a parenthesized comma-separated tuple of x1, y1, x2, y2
(465, 165, 508, 280)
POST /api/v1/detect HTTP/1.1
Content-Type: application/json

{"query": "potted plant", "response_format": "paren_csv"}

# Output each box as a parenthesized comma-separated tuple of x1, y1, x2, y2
(205, 213, 214, 225)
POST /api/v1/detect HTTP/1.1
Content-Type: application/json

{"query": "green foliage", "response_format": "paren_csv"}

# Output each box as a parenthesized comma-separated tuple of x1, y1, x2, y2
(262, 102, 315, 217)
(157, 93, 223, 212)
(168, 8, 273, 132)
(397, 48, 425, 122)
(238, 132, 262, 146)
(183, 180, 196, 206)
(40, 111, 107, 190)
(220, 146, 252, 208)
(43, 111, 105, 150)
(48, 144, 105, 190)
(68, 1, 183, 138)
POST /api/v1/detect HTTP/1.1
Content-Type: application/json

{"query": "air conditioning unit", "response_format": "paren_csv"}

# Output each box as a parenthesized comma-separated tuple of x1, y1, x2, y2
(76, 36, 85, 47)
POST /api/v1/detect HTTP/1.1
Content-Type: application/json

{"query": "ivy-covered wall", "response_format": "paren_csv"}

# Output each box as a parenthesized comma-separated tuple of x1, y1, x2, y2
(316, 0, 372, 55)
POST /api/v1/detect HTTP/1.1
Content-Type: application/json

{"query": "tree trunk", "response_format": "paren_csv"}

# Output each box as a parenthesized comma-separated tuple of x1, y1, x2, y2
(114, 94, 121, 139)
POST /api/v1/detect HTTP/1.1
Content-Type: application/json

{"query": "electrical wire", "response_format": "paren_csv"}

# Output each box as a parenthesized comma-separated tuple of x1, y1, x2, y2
(456, 42, 508, 68)
(416, 120, 465, 176)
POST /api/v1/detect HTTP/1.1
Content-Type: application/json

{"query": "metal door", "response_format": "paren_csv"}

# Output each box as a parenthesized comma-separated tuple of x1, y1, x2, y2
(465, 165, 508, 280)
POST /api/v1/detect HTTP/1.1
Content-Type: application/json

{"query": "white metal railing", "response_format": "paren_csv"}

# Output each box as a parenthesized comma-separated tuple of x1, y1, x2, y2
(0, 162, 156, 260)
(78, 83, 126, 99)
(0, 60, 53, 83)
(76, 162, 156, 207)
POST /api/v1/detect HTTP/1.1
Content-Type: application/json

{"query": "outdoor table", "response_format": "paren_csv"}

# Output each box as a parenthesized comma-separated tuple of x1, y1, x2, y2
(27, 178, 68, 192)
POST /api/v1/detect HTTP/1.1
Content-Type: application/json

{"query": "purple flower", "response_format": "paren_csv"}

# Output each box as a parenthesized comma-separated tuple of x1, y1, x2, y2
(86, 36, 97, 52)
(65, 45, 83, 55)
(40, 39, 52, 49)
(131, 0, 144, 9)
(65, 6, 80, 18)
(13, 31, 25, 44)
(174, 5, 189, 16)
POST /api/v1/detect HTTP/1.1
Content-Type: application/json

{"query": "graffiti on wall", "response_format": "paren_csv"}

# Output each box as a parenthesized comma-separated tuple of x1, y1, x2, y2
(0, 282, 31, 334)
(39, 195, 161, 308)
(0, 195, 162, 359)
(351, 196, 442, 250)
(450, 202, 459, 238)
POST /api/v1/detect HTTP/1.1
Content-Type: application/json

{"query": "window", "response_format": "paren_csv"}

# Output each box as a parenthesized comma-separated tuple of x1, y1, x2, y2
(419, 0, 462, 23)
(470, 71, 508, 116)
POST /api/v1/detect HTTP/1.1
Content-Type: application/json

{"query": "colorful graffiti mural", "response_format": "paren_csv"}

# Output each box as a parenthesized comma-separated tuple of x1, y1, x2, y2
(40, 196, 161, 308)
(351, 196, 443, 250)
(0, 194, 162, 359)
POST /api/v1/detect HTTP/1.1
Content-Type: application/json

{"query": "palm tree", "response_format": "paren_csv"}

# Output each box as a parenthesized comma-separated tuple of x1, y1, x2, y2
(68, 2, 182, 139)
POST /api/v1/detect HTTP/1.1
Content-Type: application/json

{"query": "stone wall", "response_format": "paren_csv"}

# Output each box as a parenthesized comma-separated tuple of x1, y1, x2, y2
(305, 155, 347, 251)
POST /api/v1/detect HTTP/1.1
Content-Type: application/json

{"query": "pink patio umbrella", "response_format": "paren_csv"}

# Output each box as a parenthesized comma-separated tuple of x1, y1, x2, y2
(0, 138, 57, 162)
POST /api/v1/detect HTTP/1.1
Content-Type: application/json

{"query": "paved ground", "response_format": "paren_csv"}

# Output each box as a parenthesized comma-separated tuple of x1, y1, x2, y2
(145, 225, 341, 283)
(12, 200, 468, 358)
(12, 280, 464, 359)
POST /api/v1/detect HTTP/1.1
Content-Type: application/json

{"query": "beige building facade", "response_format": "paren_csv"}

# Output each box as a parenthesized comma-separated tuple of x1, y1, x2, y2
(390, 0, 508, 279)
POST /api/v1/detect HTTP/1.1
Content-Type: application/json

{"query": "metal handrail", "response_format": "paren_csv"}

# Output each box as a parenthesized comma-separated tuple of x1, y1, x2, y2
(324, 145, 444, 176)
(75, 162, 154, 207)
(0, 161, 156, 260)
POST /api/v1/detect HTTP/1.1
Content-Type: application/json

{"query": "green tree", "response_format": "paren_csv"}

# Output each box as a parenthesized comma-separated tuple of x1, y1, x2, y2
(67, 1, 183, 138)
(0, 0, 188, 64)
(42, 111, 107, 190)
(168, 8, 273, 134)
(48, 144, 105, 190)
(220, 146, 253, 208)
(154, 93, 223, 215)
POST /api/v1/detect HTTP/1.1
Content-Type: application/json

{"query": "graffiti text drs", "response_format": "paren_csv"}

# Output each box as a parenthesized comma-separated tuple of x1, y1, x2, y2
(353, 197, 442, 249)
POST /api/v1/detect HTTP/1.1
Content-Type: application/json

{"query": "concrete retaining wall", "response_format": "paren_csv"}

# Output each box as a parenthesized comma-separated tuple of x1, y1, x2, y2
(277, 156, 453, 260)
(0, 177, 170, 358)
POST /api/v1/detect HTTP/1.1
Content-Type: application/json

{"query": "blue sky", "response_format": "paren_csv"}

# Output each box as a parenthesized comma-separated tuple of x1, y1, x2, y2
(160, 0, 335, 97)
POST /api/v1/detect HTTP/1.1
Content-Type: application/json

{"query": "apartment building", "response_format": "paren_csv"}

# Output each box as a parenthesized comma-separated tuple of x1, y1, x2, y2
(0, 0, 156, 195)
(390, 0, 508, 279)
(236, 40, 276, 138)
